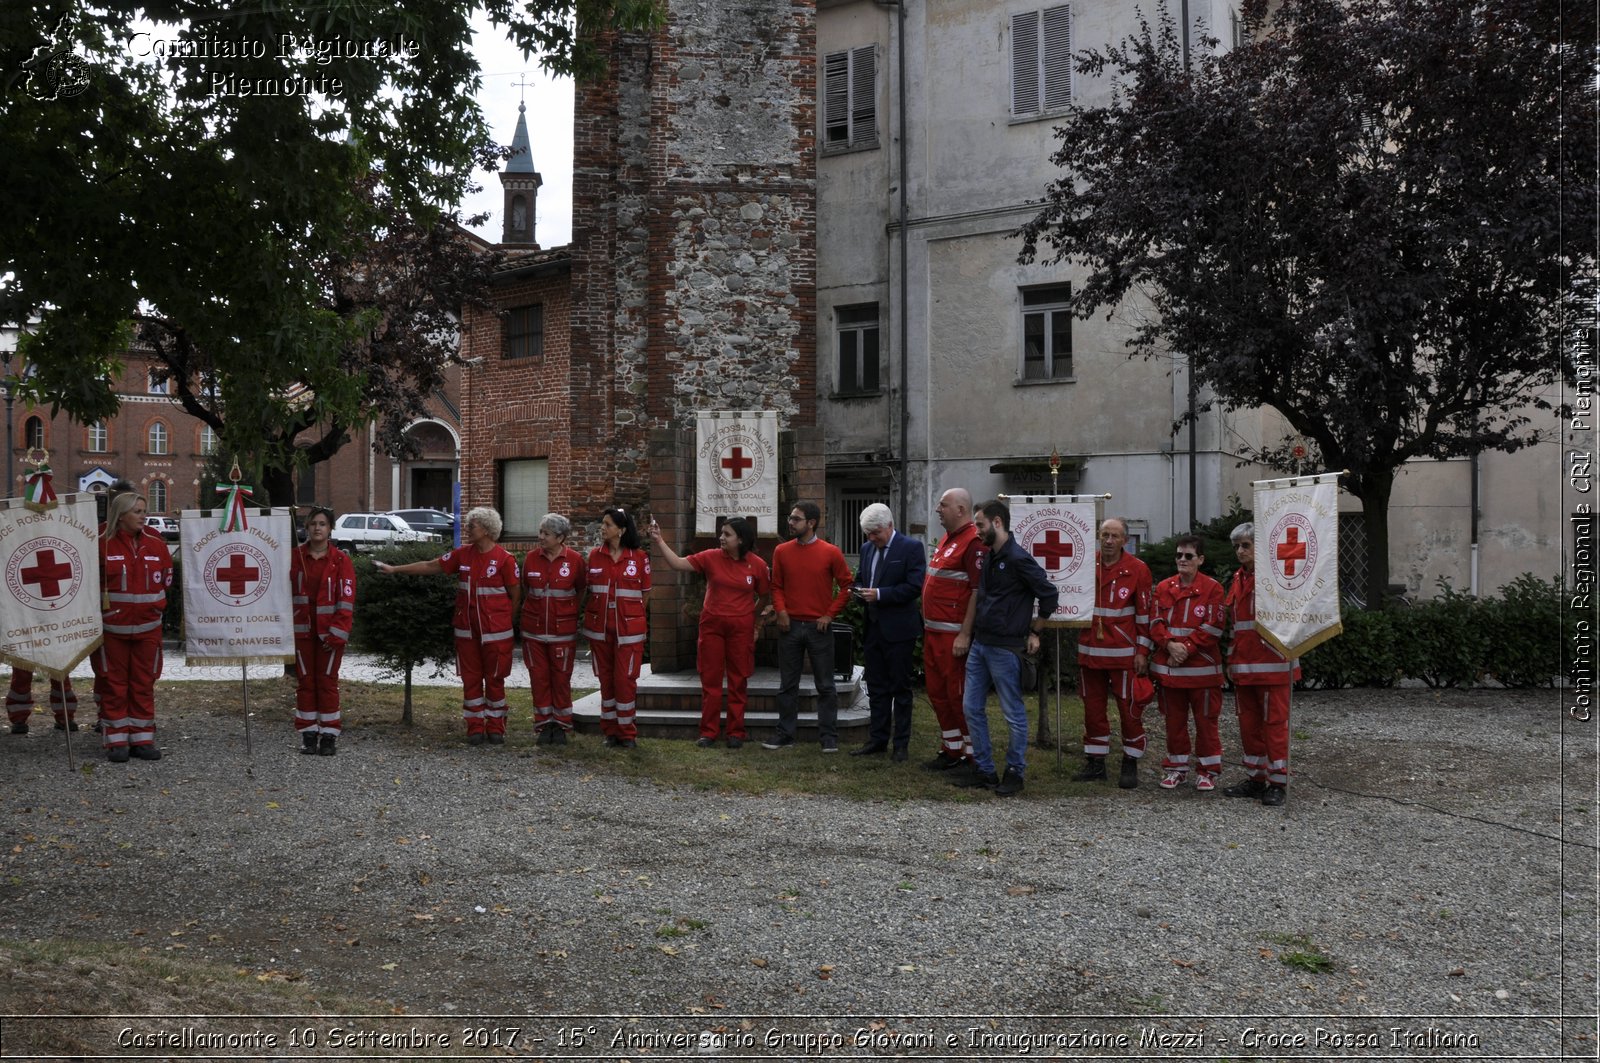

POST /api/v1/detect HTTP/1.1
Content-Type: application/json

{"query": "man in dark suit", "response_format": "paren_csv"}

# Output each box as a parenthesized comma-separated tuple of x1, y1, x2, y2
(850, 503, 925, 761)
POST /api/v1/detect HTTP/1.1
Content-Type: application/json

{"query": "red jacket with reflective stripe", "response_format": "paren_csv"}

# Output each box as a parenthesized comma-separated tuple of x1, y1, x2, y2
(291, 545, 356, 646)
(440, 544, 519, 638)
(521, 547, 587, 639)
(1224, 567, 1301, 684)
(101, 528, 171, 636)
(1076, 551, 1152, 669)
(582, 547, 652, 641)
(1150, 572, 1226, 688)
(923, 522, 984, 630)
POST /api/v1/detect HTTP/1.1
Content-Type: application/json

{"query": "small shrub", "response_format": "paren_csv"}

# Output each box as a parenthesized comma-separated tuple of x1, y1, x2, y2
(1298, 607, 1400, 688)
(1477, 574, 1562, 687)
(1393, 581, 1483, 688)
(351, 543, 459, 722)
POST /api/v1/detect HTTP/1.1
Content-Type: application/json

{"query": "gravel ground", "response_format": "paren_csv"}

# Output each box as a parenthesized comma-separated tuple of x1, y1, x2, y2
(0, 684, 1595, 1061)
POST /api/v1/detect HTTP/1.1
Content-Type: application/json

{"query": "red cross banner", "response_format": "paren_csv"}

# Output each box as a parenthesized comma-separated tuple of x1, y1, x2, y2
(1005, 495, 1101, 627)
(0, 494, 101, 677)
(179, 507, 294, 665)
(1253, 471, 1344, 657)
(695, 411, 779, 535)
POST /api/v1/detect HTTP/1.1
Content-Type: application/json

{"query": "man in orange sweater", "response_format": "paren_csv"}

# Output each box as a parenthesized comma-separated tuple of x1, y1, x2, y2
(764, 502, 854, 752)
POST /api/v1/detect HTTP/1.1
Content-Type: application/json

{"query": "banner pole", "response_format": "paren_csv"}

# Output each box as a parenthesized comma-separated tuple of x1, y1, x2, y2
(63, 686, 76, 773)
(1053, 628, 1062, 771)
(240, 662, 254, 759)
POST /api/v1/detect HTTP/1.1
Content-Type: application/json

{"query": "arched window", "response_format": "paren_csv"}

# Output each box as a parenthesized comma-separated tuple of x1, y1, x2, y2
(86, 421, 108, 452)
(147, 421, 168, 455)
(23, 416, 44, 450)
(148, 478, 167, 514)
(199, 425, 218, 456)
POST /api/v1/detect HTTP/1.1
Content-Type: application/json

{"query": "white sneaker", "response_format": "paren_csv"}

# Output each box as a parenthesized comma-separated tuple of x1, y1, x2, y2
(1194, 773, 1215, 792)
(1159, 770, 1184, 790)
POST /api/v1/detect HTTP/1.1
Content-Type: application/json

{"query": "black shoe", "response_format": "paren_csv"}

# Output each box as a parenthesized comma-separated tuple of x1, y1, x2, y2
(950, 764, 999, 790)
(1223, 778, 1267, 798)
(129, 744, 162, 761)
(995, 767, 1025, 797)
(1262, 784, 1287, 807)
(1118, 755, 1139, 789)
(604, 735, 621, 748)
(318, 735, 337, 756)
(850, 742, 888, 757)
(107, 746, 130, 763)
(820, 736, 838, 754)
(1072, 756, 1107, 782)
(923, 752, 964, 772)
(300, 733, 319, 755)
(552, 728, 569, 746)
(54, 720, 79, 733)
(697, 737, 716, 748)
(486, 733, 505, 745)
(10, 722, 27, 735)
(618, 738, 637, 749)
(467, 733, 486, 746)
(93, 719, 104, 734)
(761, 733, 795, 750)
(535, 728, 553, 746)
(890, 747, 908, 763)
(727, 737, 745, 750)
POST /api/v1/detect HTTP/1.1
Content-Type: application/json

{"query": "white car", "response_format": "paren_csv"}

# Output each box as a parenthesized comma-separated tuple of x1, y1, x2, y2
(331, 513, 437, 553)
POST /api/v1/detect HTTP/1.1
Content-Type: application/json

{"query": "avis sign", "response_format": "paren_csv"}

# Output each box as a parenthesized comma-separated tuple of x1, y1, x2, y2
(1008, 500, 1096, 625)
(1253, 473, 1343, 657)
(180, 509, 295, 664)
(0, 495, 101, 676)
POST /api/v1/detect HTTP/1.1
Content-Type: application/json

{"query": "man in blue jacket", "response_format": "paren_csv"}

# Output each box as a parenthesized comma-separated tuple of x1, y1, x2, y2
(952, 499, 1059, 796)
(850, 503, 925, 761)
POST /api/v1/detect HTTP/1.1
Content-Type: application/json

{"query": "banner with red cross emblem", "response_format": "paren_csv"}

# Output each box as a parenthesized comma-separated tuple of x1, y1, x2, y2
(0, 494, 101, 677)
(1005, 495, 1101, 627)
(1253, 472, 1343, 657)
(695, 411, 778, 535)
(179, 507, 294, 665)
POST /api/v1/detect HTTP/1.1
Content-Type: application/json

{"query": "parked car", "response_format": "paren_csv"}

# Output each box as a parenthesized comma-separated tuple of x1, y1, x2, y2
(331, 513, 438, 553)
(388, 508, 457, 542)
(144, 516, 180, 541)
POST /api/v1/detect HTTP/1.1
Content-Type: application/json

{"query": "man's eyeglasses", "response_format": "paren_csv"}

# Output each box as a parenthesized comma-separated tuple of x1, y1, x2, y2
(1174, 551, 1198, 560)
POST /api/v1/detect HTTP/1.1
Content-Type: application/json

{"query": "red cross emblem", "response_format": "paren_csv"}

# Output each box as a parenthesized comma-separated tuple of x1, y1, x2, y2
(1276, 526, 1308, 577)
(215, 552, 261, 596)
(1031, 529, 1075, 571)
(20, 548, 73, 599)
(720, 446, 754, 480)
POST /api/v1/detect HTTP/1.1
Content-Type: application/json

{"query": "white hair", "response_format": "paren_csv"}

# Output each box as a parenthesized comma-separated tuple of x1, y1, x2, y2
(859, 503, 894, 534)
(464, 506, 503, 540)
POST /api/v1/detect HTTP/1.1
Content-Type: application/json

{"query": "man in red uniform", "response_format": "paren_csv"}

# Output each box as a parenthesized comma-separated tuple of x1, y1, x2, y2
(99, 492, 172, 762)
(920, 488, 984, 770)
(522, 513, 587, 745)
(291, 507, 356, 755)
(6, 672, 78, 734)
(763, 502, 853, 752)
(1073, 517, 1153, 788)
(1221, 522, 1299, 807)
(1149, 534, 1226, 790)
(377, 507, 521, 746)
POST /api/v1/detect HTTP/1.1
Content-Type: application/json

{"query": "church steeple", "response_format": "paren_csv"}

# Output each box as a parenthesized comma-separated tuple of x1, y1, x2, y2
(500, 100, 543, 247)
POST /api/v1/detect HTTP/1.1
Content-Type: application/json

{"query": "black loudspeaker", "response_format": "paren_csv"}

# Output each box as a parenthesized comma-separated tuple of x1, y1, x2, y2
(830, 622, 855, 681)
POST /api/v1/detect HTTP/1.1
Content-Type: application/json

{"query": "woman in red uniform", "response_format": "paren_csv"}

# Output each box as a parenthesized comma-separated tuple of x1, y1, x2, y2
(291, 507, 356, 756)
(521, 512, 586, 745)
(581, 508, 651, 749)
(376, 507, 520, 746)
(99, 492, 172, 763)
(649, 517, 771, 749)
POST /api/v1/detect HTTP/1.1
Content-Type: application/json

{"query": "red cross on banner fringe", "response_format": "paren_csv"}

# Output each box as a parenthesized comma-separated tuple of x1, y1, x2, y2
(720, 447, 754, 481)
(21, 549, 73, 599)
(1276, 526, 1308, 576)
(216, 553, 261, 596)
(1030, 529, 1075, 571)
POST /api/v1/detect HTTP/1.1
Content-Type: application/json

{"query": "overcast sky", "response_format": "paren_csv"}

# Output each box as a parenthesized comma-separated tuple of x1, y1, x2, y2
(460, 13, 575, 248)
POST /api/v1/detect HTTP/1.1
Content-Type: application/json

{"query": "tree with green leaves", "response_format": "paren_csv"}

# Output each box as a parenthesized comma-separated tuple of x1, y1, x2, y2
(1018, 0, 1594, 606)
(1, 0, 659, 501)
(350, 543, 458, 724)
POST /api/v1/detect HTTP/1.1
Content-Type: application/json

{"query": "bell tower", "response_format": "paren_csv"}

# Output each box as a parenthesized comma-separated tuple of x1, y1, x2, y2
(500, 100, 543, 247)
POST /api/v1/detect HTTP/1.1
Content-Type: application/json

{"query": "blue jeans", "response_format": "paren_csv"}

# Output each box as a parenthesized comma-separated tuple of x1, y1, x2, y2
(962, 641, 1029, 776)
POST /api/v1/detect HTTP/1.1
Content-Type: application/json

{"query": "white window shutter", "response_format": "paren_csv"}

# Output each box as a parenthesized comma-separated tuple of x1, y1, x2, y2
(824, 50, 849, 144)
(850, 45, 877, 146)
(1011, 10, 1040, 115)
(1042, 5, 1072, 110)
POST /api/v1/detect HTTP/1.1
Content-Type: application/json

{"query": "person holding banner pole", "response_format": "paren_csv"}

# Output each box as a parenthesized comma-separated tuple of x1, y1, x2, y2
(521, 513, 587, 745)
(1073, 517, 1153, 789)
(1149, 534, 1226, 791)
(376, 507, 521, 747)
(1222, 523, 1299, 807)
(583, 508, 652, 749)
(291, 508, 355, 756)
(98, 492, 171, 763)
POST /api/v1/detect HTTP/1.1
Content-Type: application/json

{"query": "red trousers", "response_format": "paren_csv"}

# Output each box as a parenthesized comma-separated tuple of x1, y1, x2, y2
(99, 636, 162, 749)
(1158, 685, 1222, 778)
(295, 637, 345, 734)
(589, 632, 644, 739)
(697, 612, 754, 740)
(523, 637, 577, 732)
(458, 633, 513, 736)
(922, 630, 971, 760)
(7, 671, 78, 725)
(1080, 666, 1147, 759)
(1235, 684, 1292, 785)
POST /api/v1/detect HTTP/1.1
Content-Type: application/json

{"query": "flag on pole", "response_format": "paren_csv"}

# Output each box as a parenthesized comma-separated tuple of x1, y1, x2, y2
(1005, 495, 1102, 627)
(179, 508, 294, 665)
(1253, 471, 1343, 657)
(695, 411, 779, 535)
(0, 494, 101, 678)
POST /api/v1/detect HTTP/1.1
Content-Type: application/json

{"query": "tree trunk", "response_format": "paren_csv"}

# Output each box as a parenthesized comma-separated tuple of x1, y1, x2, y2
(1357, 471, 1395, 608)
(402, 666, 414, 726)
(261, 465, 295, 510)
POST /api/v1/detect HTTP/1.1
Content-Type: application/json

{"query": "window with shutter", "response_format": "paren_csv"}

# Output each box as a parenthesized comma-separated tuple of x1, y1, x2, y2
(835, 304, 881, 396)
(823, 46, 878, 151)
(1012, 5, 1072, 118)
